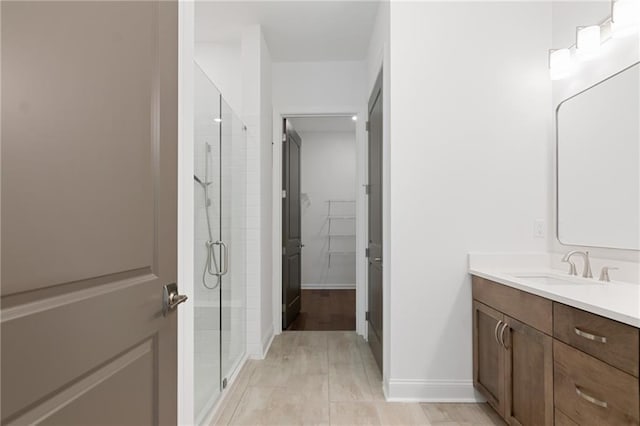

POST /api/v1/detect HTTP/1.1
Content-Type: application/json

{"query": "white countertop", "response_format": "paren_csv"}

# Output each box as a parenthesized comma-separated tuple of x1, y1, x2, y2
(469, 267, 640, 328)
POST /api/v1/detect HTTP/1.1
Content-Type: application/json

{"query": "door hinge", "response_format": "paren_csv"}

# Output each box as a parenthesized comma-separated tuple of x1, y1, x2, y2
(365, 311, 370, 321)
(365, 248, 370, 258)
(222, 378, 228, 389)
(282, 303, 286, 313)
(365, 121, 370, 132)
(282, 246, 286, 255)
(282, 190, 287, 198)
(364, 184, 370, 195)
(282, 133, 287, 142)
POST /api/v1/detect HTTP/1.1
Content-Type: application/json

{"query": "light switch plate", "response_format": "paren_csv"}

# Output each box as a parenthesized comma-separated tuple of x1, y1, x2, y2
(534, 220, 545, 238)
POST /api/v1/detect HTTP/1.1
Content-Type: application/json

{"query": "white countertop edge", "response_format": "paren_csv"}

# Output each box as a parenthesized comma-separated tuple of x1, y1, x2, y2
(470, 268, 640, 328)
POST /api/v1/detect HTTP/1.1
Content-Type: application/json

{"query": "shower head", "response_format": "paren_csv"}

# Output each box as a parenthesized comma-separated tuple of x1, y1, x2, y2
(194, 175, 211, 188)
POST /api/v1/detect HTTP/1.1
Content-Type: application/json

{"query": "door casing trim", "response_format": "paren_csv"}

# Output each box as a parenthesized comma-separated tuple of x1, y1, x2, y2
(272, 107, 368, 338)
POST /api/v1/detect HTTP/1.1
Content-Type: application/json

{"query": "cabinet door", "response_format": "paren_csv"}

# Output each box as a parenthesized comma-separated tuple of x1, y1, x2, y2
(473, 301, 505, 416)
(504, 316, 553, 426)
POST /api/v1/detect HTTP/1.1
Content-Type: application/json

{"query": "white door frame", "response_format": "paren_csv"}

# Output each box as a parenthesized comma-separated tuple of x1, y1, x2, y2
(177, 1, 195, 424)
(272, 105, 369, 337)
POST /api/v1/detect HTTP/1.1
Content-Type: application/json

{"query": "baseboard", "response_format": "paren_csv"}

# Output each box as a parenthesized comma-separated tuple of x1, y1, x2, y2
(248, 324, 274, 360)
(261, 324, 275, 358)
(301, 283, 356, 290)
(384, 379, 484, 402)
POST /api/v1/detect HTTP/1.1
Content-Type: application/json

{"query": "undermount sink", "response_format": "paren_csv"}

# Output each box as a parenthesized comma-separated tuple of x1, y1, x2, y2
(509, 273, 590, 286)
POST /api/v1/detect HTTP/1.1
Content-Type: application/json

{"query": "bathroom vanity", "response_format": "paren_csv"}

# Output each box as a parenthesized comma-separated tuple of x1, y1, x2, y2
(470, 271, 639, 425)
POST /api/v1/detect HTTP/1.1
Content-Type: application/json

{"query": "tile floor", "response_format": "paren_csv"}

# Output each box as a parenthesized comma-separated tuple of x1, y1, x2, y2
(211, 331, 505, 426)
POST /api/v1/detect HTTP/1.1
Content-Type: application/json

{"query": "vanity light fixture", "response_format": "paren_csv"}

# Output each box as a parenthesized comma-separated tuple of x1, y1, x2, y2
(611, 0, 640, 38)
(549, 48, 573, 80)
(575, 25, 601, 60)
(549, 0, 640, 79)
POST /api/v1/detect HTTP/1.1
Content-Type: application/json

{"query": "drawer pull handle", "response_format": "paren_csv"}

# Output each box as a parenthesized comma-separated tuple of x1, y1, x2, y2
(576, 386, 608, 408)
(574, 327, 607, 343)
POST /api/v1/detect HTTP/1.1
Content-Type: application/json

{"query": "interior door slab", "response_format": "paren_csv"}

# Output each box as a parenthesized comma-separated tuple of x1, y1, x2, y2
(1, 1, 178, 423)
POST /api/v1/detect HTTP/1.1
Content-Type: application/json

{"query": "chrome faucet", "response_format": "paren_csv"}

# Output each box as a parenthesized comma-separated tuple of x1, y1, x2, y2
(561, 250, 593, 278)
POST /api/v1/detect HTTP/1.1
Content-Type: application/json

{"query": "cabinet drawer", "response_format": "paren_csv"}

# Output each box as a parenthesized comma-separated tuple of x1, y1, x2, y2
(554, 303, 639, 377)
(554, 340, 639, 425)
(472, 276, 552, 334)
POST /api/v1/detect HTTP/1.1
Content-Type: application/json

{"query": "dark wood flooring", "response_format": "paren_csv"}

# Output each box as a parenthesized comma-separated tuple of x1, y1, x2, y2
(287, 289, 356, 331)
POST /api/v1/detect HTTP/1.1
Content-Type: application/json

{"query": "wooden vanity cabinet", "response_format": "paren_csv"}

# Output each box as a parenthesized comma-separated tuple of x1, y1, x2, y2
(473, 301, 506, 415)
(504, 316, 554, 425)
(472, 276, 640, 426)
(472, 277, 554, 425)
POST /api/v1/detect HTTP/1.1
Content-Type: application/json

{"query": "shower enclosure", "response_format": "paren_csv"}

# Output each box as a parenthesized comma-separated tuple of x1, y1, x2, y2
(193, 63, 247, 424)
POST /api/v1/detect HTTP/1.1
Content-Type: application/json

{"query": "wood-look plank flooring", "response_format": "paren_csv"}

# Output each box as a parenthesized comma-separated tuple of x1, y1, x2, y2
(287, 289, 356, 331)
(211, 331, 505, 426)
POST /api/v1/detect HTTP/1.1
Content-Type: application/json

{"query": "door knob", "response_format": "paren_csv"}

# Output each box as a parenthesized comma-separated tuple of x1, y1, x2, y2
(163, 283, 188, 316)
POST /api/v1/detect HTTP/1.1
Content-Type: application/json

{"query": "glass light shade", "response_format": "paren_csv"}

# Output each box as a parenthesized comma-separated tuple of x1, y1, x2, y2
(549, 49, 573, 80)
(612, 0, 640, 38)
(576, 25, 601, 60)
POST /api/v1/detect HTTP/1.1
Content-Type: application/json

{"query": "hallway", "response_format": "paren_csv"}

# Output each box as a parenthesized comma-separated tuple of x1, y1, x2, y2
(212, 332, 504, 425)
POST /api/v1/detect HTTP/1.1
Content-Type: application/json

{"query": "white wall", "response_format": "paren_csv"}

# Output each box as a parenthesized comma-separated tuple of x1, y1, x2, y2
(259, 32, 274, 350)
(387, 1, 552, 400)
(195, 41, 242, 114)
(272, 61, 367, 110)
(271, 60, 369, 334)
(551, 1, 640, 263)
(298, 130, 357, 288)
(241, 25, 274, 358)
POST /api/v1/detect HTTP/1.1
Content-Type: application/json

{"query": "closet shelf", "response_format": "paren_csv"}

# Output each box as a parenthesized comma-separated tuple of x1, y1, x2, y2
(327, 199, 356, 268)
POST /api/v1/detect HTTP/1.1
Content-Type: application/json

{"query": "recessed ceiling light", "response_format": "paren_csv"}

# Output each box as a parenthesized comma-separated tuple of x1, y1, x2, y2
(214, 117, 222, 123)
(351, 115, 357, 121)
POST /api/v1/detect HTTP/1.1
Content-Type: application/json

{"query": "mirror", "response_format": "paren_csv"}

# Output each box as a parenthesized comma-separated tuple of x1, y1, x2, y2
(557, 62, 640, 250)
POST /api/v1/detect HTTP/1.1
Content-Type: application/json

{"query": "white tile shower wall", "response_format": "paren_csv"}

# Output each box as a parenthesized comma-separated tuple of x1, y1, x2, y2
(242, 26, 274, 358)
(387, 2, 552, 400)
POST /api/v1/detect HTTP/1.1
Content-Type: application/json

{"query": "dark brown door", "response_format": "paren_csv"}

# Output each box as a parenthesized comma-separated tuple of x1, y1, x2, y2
(282, 119, 302, 330)
(1, 1, 178, 424)
(504, 316, 554, 425)
(367, 70, 384, 372)
(473, 301, 506, 416)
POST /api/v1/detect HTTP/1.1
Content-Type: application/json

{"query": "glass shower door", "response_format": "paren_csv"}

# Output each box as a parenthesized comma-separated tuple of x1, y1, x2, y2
(192, 63, 247, 425)
(193, 64, 222, 423)
(220, 99, 247, 386)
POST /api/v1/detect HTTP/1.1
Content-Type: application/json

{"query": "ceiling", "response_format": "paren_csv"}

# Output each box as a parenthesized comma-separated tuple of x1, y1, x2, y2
(195, 1, 380, 62)
(288, 116, 356, 133)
